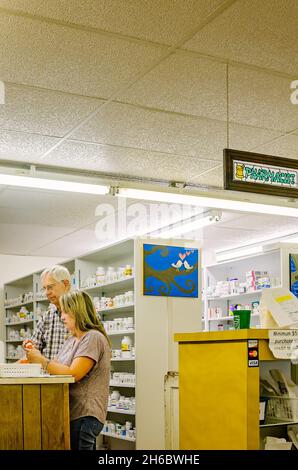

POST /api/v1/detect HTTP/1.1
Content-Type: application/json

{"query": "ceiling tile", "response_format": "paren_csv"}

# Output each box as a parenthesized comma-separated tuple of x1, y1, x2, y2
(201, 224, 262, 244)
(0, 84, 104, 136)
(0, 222, 73, 254)
(229, 123, 282, 152)
(203, 217, 298, 247)
(71, 102, 227, 159)
(252, 133, 298, 161)
(32, 226, 105, 258)
(0, 0, 224, 45)
(184, 0, 298, 75)
(46, 139, 221, 183)
(119, 52, 227, 120)
(219, 214, 298, 234)
(0, 129, 60, 160)
(229, 67, 298, 133)
(0, 187, 105, 227)
(188, 165, 223, 188)
(0, 11, 165, 98)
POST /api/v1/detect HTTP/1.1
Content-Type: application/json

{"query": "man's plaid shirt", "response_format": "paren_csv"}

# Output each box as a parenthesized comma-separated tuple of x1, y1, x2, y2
(31, 304, 69, 359)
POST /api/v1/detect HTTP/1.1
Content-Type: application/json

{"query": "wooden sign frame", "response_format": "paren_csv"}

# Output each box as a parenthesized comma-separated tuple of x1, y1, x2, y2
(224, 148, 298, 198)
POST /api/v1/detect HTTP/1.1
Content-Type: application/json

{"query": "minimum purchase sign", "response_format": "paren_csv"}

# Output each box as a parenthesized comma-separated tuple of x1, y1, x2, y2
(269, 330, 298, 364)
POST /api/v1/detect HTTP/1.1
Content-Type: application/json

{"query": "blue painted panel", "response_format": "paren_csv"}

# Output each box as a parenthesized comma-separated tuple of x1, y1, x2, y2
(143, 244, 199, 297)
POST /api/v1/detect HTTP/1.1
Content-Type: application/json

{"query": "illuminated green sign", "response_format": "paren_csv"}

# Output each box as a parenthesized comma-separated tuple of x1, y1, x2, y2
(224, 149, 298, 198)
(234, 161, 297, 188)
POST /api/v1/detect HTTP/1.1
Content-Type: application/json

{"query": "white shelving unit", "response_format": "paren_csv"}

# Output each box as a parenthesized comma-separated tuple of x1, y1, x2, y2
(108, 330, 135, 336)
(98, 304, 134, 315)
(109, 381, 135, 388)
(203, 243, 298, 331)
(4, 274, 35, 358)
(5, 300, 34, 309)
(107, 408, 135, 415)
(4, 261, 76, 361)
(75, 240, 136, 450)
(83, 276, 134, 294)
(111, 359, 135, 364)
(5, 319, 35, 327)
(101, 431, 136, 442)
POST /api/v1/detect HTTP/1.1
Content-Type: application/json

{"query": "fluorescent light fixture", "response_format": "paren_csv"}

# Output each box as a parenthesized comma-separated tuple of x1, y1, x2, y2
(117, 188, 298, 218)
(151, 210, 221, 238)
(0, 173, 109, 195)
(216, 229, 298, 262)
(216, 245, 263, 263)
(281, 237, 298, 244)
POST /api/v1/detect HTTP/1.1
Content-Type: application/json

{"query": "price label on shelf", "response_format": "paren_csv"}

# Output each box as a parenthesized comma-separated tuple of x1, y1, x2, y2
(268, 329, 298, 364)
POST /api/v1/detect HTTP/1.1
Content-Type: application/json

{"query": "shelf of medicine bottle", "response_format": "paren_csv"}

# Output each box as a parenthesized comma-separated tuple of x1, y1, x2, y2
(6, 356, 19, 360)
(99, 304, 134, 314)
(107, 407, 135, 415)
(102, 431, 136, 442)
(80, 276, 134, 294)
(108, 330, 135, 336)
(260, 420, 298, 428)
(208, 314, 260, 322)
(5, 340, 26, 343)
(206, 287, 281, 302)
(35, 297, 48, 302)
(5, 319, 35, 326)
(109, 381, 135, 388)
(111, 357, 135, 362)
(5, 300, 34, 310)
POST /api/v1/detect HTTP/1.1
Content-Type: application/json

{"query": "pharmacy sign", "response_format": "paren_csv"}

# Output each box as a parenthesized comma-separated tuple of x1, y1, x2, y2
(224, 149, 298, 198)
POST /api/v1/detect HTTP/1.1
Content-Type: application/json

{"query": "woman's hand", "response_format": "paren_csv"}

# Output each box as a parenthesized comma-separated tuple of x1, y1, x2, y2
(22, 339, 35, 350)
(26, 347, 44, 364)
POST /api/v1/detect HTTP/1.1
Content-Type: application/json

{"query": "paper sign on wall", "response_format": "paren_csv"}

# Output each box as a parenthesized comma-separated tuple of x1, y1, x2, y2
(268, 329, 298, 364)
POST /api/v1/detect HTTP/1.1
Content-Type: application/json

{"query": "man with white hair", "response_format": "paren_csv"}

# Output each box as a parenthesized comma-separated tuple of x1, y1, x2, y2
(23, 265, 71, 359)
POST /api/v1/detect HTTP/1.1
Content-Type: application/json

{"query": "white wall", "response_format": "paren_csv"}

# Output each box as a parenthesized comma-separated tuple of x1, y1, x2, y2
(135, 238, 202, 449)
(0, 254, 65, 342)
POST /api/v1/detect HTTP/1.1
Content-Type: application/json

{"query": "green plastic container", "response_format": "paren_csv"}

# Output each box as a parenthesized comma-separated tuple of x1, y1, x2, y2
(233, 309, 251, 329)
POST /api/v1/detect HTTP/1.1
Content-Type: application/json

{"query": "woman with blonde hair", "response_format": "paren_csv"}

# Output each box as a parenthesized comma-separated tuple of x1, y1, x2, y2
(26, 290, 111, 450)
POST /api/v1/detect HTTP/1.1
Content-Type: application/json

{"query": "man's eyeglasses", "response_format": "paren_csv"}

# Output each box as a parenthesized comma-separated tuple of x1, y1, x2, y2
(41, 283, 59, 293)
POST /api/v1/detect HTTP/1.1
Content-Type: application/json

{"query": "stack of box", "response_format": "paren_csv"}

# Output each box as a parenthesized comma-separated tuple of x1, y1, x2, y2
(208, 307, 223, 319)
(214, 281, 230, 297)
(246, 270, 270, 292)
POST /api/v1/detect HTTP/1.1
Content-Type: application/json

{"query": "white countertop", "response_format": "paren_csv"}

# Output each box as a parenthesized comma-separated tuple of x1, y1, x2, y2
(0, 375, 75, 384)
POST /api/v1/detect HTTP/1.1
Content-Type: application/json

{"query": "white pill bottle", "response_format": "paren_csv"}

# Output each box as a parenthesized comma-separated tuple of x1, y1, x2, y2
(121, 336, 132, 358)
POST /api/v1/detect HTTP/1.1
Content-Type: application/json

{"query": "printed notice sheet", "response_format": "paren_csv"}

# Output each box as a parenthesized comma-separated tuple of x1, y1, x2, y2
(273, 294, 298, 325)
(268, 329, 298, 364)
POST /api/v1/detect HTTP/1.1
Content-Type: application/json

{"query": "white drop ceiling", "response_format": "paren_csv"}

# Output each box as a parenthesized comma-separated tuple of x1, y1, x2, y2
(0, 0, 297, 257)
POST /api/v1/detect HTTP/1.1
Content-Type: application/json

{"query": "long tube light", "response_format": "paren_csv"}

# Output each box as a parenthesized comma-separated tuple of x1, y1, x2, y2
(117, 188, 298, 218)
(3, 172, 298, 220)
(0, 173, 110, 195)
(153, 210, 221, 239)
(216, 229, 298, 262)
(216, 245, 263, 263)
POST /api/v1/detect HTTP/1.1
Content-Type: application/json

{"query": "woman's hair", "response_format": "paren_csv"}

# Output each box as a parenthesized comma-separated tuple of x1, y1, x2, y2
(59, 290, 110, 345)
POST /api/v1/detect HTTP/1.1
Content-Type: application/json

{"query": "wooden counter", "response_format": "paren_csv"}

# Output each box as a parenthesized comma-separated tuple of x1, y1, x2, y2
(174, 329, 285, 450)
(0, 375, 75, 450)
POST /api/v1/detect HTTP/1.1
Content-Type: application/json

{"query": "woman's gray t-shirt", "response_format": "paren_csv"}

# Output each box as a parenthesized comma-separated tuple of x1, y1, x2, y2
(57, 329, 111, 424)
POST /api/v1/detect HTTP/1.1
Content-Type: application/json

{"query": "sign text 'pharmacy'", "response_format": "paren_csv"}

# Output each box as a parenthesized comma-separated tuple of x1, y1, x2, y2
(233, 161, 297, 189)
(224, 149, 298, 198)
